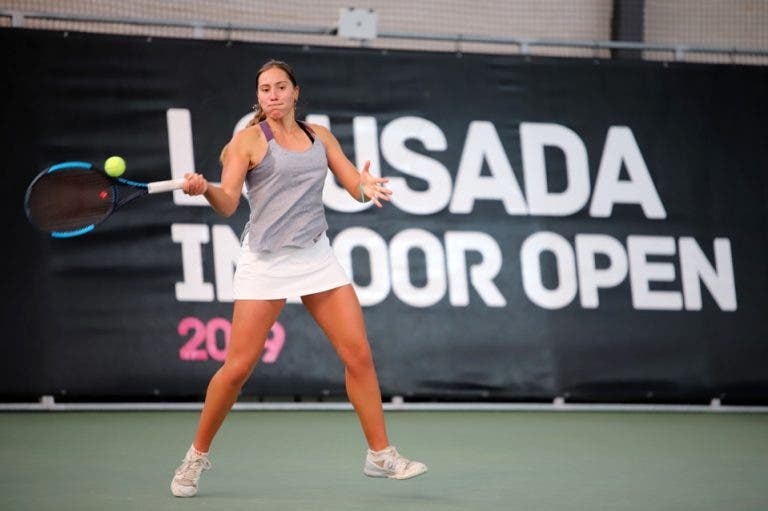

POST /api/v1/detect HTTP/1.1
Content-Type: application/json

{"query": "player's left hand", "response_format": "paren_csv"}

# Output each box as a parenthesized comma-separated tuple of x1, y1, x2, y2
(360, 161, 391, 208)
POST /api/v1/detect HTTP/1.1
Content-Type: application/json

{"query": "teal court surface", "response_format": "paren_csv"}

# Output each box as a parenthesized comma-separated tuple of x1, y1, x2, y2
(1, 410, 766, 511)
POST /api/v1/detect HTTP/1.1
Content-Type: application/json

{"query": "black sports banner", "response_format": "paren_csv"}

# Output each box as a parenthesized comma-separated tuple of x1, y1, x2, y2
(2, 28, 767, 403)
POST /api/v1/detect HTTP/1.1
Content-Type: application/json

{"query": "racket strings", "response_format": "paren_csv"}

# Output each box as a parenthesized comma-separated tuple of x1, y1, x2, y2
(26, 169, 116, 232)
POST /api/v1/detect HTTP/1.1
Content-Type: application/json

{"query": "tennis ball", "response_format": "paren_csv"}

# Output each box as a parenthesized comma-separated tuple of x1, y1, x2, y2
(104, 156, 126, 177)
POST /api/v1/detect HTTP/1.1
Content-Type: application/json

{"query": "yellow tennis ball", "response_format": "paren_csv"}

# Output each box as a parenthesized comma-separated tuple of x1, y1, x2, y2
(104, 156, 126, 177)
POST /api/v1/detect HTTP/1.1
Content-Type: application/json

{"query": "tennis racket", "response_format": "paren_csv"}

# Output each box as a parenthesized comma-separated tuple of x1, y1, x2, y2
(24, 161, 185, 238)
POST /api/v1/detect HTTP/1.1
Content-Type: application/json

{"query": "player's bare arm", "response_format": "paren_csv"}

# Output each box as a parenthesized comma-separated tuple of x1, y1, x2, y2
(312, 124, 392, 208)
(190, 125, 267, 217)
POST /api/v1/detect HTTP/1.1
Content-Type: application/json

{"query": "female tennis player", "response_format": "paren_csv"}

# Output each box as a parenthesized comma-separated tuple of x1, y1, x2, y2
(170, 60, 427, 497)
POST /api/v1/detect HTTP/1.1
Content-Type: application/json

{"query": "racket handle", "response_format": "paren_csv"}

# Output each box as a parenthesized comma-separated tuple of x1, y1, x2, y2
(147, 178, 186, 194)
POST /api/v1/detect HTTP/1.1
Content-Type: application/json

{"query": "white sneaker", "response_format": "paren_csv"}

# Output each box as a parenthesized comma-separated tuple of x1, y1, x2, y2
(170, 446, 211, 497)
(363, 446, 427, 480)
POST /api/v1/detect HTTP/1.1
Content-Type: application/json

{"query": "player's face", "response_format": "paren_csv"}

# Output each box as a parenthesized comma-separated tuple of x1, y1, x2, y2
(257, 67, 298, 120)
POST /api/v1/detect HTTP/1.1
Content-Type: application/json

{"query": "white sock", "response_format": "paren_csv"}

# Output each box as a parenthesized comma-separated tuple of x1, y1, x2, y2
(189, 445, 208, 458)
(369, 446, 392, 456)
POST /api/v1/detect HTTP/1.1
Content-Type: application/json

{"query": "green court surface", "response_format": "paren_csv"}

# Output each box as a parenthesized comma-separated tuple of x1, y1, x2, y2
(1, 410, 766, 511)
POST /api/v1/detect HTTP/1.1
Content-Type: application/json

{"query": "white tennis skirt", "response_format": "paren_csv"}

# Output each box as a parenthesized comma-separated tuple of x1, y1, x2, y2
(232, 232, 351, 300)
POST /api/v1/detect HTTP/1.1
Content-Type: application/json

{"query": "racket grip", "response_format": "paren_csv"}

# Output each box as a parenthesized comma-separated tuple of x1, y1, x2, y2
(147, 178, 186, 194)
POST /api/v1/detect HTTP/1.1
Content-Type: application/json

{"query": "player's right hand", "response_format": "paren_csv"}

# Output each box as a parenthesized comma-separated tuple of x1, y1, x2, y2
(183, 172, 209, 196)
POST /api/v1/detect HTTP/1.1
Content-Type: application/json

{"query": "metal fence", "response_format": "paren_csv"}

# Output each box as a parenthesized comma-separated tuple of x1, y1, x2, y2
(2, 0, 767, 64)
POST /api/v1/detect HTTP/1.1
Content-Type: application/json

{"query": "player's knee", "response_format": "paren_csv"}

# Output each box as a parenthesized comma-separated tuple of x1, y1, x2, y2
(219, 362, 253, 388)
(342, 343, 375, 375)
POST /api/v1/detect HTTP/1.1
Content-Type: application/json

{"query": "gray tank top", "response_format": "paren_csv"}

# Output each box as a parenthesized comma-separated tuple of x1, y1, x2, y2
(242, 121, 329, 252)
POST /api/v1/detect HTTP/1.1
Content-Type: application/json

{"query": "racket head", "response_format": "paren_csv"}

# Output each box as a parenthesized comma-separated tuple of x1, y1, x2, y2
(25, 161, 131, 238)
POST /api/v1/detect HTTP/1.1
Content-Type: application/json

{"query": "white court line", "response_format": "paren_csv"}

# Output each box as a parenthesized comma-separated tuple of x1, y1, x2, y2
(1, 401, 767, 413)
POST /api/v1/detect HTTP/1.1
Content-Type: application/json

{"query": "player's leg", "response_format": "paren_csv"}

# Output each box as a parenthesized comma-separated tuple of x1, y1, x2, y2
(301, 284, 427, 479)
(301, 284, 388, 449)
(194, 298, 286, 451)
(172, 298, 285, 497)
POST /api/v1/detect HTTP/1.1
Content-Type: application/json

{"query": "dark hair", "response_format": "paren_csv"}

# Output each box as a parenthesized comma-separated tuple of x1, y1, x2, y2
(220, 59, 298, 163)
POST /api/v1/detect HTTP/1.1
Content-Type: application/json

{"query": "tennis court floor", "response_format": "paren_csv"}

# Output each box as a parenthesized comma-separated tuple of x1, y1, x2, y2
(1, 410, 766, 511)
